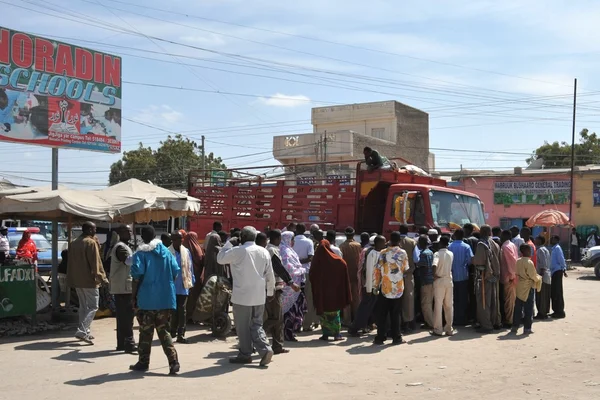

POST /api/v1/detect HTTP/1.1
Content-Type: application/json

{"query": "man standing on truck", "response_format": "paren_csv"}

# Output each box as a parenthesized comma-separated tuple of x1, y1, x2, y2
(398, 224, 417, 332)
(472, 225, 501, 333)
(340, 227, 362, 327)
(293, 224, 318, 332)
(363, 147, 383, 172)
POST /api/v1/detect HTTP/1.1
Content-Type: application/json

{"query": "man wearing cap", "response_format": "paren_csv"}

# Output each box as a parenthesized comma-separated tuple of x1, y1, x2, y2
(428, 229, 440, 253)
(0, 226, 9, 264)
(339, 226, 361, 326)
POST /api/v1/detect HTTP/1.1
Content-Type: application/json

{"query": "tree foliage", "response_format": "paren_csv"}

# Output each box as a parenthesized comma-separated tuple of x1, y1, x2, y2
(527, 128, 600, 168)
(109, 134, 227, 190)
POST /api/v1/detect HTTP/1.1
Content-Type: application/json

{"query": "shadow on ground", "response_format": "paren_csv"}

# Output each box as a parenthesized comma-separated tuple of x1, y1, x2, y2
(63, 351, 267, 385)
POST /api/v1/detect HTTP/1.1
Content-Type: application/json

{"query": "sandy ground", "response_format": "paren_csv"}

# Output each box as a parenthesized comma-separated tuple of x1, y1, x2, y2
(1, 268, 600, 400)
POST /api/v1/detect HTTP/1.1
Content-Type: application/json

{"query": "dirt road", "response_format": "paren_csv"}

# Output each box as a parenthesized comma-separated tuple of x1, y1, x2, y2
(1, 268, 599, 400)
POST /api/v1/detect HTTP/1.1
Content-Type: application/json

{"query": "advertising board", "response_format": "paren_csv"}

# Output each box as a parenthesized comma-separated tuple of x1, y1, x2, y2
(0, 27, 122, 153)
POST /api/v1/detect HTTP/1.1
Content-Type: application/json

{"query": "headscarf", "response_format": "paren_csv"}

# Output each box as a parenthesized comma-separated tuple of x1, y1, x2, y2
(16, 231, 37, 262)
(179, 229, 188, 242)
(279, 231, 305, 313)
(203, 233, 225, 279)
(309, 239, 352, 315)
(183, 232, 204, 274)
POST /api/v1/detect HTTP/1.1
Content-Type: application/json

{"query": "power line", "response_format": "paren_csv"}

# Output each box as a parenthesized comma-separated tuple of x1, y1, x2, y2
(90, 0, 582, 90)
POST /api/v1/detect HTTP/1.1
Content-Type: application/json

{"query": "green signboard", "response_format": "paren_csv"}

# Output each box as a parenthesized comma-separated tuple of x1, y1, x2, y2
(0, 264, 36, 319)
(493, 180, 571, 205)
(211, 170, 226, 187)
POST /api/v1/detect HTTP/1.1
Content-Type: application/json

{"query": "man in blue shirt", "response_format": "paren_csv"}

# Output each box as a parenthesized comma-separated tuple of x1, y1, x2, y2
(549, 235, 567, 319)
(449, 229, 474, 326)
(416, 235, 434, 329)
(130, 226, 181, 375)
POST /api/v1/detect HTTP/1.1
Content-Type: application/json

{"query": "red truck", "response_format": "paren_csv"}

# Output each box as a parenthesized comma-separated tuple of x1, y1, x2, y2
(187, 163, 486, 237)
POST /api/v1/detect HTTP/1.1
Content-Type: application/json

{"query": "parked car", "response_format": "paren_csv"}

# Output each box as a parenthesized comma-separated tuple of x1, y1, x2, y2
(7, 227, 61, 274)
(581, 245, 600, 278)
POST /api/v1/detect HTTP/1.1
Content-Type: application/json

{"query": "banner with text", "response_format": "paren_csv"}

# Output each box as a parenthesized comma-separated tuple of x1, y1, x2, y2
(0, 27, 122, 153)
(493, 180, 570, 205)
(593, 181, 600, 207)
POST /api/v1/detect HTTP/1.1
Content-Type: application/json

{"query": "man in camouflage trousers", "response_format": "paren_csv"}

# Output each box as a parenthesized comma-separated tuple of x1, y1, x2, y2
(130, 226, 181, 375)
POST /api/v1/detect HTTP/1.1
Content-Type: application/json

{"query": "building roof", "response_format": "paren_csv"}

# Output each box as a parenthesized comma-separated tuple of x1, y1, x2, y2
(311, 100, 426, 114)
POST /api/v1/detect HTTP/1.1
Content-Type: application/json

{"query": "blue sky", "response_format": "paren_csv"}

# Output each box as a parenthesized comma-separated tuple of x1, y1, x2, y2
(1, 0, 600, 188)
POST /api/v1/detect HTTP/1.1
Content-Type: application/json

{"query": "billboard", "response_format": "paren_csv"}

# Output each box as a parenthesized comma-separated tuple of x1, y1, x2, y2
(493, 180, 571, 205)
(0, 27, 121, 153)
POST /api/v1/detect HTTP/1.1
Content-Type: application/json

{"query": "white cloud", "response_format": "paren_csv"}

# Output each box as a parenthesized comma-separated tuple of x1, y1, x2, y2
(257, 93, 311, 107)
(133, 105, 184, 126)
(493, 74, 575, 97)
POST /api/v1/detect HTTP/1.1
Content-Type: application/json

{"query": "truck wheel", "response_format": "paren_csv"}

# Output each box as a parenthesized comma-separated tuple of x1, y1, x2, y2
(595, 262, 600, 279)
(212, 312, 232, 338)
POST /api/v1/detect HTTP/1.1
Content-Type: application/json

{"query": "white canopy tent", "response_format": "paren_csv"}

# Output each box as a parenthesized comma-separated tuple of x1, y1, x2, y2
(0, 189, 157, 222)
(101, 178, 200, 222)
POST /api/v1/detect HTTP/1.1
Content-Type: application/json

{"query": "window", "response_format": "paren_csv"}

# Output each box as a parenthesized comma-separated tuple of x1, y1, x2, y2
(429, 190, 485, 227)
(371, 127, 385, 139)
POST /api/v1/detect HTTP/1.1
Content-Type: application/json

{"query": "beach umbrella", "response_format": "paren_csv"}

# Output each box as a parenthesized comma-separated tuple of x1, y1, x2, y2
(526, 209, 571, 228)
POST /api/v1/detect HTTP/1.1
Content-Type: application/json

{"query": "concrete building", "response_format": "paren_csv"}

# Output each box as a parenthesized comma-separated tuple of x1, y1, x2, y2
(451, 166, 600, 237)
(453, 168, 571, 232)
(272, 100, 431, 182)
(572, 166, 600, 228)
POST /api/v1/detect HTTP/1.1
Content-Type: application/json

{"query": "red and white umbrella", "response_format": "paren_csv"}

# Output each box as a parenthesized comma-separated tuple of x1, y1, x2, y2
(526, 209, 572, 228)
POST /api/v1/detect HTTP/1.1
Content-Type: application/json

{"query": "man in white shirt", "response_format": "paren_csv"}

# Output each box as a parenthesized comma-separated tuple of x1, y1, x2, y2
(293, 224, 318, 331)
(348, 235, 386, 336)
(217, 226, 275, 367)
(204, 221, 223, 250)
(510, 226, 525, 249)
(326, 230, 343, 258)
(431, 236, 455, 336)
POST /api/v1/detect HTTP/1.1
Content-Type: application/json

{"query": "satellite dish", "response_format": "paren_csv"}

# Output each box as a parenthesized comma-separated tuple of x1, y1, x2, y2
(526, 158, 544, 170)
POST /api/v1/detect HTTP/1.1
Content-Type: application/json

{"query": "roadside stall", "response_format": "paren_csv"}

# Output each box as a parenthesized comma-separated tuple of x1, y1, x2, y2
(0, 184, 200, 319)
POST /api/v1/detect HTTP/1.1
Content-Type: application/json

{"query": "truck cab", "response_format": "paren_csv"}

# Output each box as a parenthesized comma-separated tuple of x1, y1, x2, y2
(355, 167, 485, 236)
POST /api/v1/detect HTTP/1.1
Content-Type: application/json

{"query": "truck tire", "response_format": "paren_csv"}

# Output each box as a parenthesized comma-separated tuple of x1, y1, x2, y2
(212, 312, 232, 338)
(595, 262, 600, 279)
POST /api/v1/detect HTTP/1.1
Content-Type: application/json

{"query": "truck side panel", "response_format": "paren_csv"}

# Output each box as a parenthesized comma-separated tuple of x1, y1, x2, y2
(188, 180, 356, 236)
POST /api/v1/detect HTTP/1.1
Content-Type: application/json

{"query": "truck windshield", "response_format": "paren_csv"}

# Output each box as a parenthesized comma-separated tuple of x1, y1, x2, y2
(429, 190, 485, 227)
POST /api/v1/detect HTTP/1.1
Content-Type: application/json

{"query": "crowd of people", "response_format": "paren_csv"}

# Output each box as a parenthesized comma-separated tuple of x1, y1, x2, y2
(63, 220, 570, 375)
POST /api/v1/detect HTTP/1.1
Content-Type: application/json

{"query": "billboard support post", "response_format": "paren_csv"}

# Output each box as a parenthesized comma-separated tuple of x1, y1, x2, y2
(51, 148, 59, 314)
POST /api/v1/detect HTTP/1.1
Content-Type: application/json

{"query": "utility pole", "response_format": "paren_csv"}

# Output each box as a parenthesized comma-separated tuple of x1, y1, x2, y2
(568, 78, 577, 261)
(323, 132, 328, 178)
(200, 135, 206, 185)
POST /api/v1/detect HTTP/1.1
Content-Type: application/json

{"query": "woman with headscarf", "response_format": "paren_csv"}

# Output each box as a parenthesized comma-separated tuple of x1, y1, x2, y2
(279, 231, 307, 341)
(203, 233, 226, 279)
(16, 231, 38, 265)
(184, 232, 205, 320)
(310, 239, 352, 341)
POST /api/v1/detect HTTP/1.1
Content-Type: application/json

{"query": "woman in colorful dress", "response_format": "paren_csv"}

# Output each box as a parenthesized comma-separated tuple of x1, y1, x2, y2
(279, 231, 307, 341)
(309, 239, 352, 341)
